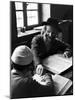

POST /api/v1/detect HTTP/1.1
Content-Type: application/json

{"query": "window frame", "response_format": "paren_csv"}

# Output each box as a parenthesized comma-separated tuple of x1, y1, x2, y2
(26, 3, 39, 27)
(15, 2, 42, 30)
(15, 2, 24, 28)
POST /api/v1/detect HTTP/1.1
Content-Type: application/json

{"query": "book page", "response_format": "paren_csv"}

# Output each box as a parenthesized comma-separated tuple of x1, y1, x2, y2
(43, 54, 72, 74)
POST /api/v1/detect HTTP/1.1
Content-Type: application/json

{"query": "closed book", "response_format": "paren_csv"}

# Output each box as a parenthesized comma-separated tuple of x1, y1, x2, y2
(52, 74, 72, 95)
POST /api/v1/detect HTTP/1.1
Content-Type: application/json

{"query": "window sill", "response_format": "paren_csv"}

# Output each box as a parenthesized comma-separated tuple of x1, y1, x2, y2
(18, 29, 41, 37)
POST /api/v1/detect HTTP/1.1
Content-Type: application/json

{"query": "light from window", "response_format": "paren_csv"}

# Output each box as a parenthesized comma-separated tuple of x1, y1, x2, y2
(27, 3, 38, 10)
(27, 3, 38, 26)
(15, 2, 23, 10)
(27, 11, 38, 26)
(16, 11, 24, 27)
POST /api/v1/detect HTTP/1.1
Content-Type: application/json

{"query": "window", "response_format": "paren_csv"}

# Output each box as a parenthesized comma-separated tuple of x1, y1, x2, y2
(15, 2, 24, 28)
(15, 2, 39, 28)
(26, 3, 38, 26)
(15, 2, 23, 10)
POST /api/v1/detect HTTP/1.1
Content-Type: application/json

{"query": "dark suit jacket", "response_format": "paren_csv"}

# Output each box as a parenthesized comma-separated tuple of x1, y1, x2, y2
(31, 35, 72, 66)
(11, 69, 54, 99)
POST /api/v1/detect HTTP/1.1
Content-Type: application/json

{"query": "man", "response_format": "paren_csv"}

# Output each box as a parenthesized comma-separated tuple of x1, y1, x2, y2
(11, 45, 54, 99)
(31, 18, 72, 75)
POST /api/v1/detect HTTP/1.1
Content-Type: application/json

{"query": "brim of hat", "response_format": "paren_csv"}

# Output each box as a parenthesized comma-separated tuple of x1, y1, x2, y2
(41, 22, 62, 32)
(41, 22, 47, 25)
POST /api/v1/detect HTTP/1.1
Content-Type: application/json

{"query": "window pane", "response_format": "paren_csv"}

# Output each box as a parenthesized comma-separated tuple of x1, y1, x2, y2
(15, 2, 23, 10)
(16, 11, 24, 27)
(27, 3, 38, 10)
(27, 11, 38, 26)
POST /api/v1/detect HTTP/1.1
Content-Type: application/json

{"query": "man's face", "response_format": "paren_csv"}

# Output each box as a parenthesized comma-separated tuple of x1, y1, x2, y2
(43, 25, 58, 39)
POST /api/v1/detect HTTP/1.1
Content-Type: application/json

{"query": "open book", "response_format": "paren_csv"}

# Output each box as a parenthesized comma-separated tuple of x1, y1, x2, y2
(43, 54, 72, 74)
(52, 74, 72, 95)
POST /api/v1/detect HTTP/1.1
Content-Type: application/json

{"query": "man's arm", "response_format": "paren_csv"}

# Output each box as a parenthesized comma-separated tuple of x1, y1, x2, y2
(55, 38, 72, 57)
(49, 38, 72, 57)
(31, 35, 46, 66)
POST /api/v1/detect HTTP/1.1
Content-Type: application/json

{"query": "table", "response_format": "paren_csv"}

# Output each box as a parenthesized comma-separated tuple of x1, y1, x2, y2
(42, 54, 73, 95)
(60, 66, 73, 95)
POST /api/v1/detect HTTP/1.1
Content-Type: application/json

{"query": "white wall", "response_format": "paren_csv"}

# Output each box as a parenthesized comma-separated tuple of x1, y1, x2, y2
(42, 4, 51, 21)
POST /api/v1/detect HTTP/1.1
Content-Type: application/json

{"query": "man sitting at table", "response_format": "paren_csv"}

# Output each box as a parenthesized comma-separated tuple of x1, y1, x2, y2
(31, 17, 72, 75)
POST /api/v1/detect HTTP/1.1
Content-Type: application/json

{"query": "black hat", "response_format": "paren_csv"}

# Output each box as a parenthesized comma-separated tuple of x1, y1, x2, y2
(42, 18, 62, 32)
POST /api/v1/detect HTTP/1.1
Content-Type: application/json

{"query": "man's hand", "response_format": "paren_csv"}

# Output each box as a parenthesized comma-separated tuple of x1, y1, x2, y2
(63, 51, 72, 58)
(36, 64, 44, 76)
(33, 73, 52, 86)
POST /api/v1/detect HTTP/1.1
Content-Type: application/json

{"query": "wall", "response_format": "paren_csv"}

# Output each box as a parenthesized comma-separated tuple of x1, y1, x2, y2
(10, 2, 17, 54)
(51, 4, 73, 20)
(50, 4, 73, 46)
(42, 4, 51, 21)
